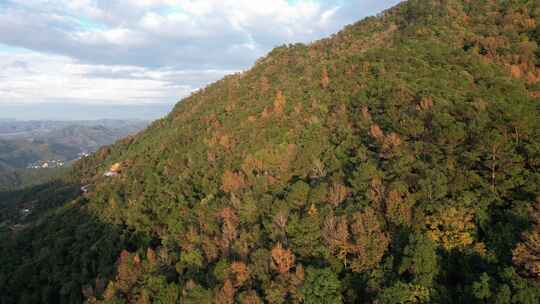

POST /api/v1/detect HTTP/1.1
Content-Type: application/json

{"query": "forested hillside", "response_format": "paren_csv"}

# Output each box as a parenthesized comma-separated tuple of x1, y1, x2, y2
(1, 0, 539, 303)
(0, 139, 76, 169)
(0, 139, 69, 191)
(0, 164, 18, 191)
(0, 166, 65, 192)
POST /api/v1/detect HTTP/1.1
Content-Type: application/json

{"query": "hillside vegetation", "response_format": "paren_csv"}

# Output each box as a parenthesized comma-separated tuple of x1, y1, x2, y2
(1, 0, 540, 303)
(0, 167, 66, 192)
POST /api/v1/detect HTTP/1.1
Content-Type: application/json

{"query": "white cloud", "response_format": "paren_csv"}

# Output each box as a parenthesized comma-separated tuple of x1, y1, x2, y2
(0, 51, 229, 105)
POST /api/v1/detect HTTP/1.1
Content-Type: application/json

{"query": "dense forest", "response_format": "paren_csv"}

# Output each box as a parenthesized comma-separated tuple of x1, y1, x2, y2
(1, 0, 539, 303)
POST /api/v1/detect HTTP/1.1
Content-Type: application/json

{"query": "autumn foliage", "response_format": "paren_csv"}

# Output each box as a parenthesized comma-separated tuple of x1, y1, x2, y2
(221, 170, 247, 193)
(271, 243, 296, 274)
(513, 198, 540, 280)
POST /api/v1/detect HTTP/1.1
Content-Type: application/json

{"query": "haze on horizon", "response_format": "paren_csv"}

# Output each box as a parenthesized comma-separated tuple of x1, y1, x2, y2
(0, 0, 402, 120)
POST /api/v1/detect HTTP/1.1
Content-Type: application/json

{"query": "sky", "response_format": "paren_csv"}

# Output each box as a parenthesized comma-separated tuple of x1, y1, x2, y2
(0, 0, 402, 120)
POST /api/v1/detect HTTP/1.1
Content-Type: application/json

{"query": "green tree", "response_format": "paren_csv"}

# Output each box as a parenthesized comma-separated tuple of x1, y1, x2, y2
(301, 267, 342, 304)
(399, 233, 439, 287)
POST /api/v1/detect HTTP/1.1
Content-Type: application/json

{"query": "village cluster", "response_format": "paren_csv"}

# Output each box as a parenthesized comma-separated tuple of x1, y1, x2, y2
(26, 152, 91, 169)
(26, 160, 65, 169)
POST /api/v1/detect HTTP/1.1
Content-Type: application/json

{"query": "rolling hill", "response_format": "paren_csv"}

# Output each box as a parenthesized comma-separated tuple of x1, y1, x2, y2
(0, 0, 539, 303)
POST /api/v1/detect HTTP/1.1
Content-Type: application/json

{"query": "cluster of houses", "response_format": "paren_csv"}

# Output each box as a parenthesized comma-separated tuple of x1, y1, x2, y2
(77, 152, 91, 159)
(27, 152, 90, 170)
(27, 159, 65, 169)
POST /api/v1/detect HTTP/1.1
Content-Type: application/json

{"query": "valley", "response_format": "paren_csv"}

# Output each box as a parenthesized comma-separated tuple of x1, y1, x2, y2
(0, 119, 148, 191)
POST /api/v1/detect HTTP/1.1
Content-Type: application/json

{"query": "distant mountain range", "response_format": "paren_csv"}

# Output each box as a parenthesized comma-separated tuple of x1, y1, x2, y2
(0, 103, 173, 121)
(0, 119, 148, 140)
(0, 119, 148, 190)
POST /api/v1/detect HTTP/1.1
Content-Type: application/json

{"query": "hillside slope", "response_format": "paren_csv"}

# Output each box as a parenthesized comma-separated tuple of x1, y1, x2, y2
(1, 0, 540, 303)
